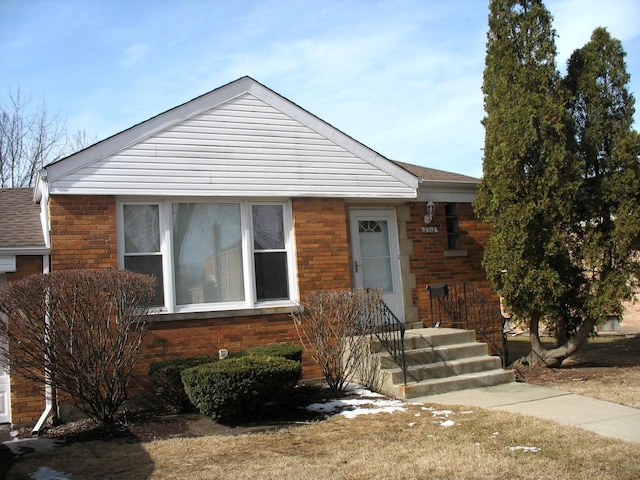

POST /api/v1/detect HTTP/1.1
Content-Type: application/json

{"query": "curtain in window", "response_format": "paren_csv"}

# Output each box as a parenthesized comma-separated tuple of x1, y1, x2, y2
(123, 204, 164, 305)
(172, 203, 244, 305)
(252, 205, 288, 301)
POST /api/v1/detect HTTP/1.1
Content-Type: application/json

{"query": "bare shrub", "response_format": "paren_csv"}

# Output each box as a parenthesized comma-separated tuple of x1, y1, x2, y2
(0, 268, 156, 424)
(292, 289, 384, 393)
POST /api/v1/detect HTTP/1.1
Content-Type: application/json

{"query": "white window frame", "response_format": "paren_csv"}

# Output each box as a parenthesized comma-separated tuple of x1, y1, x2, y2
(249, 201, 296, 306)
(117, 198, 298, 314)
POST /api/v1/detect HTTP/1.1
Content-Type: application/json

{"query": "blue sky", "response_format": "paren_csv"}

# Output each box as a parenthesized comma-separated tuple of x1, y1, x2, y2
(1, 0, 638, 178)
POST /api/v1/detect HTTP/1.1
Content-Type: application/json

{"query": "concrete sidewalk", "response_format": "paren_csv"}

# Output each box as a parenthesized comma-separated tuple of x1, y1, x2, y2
(413, 382, 640, 444)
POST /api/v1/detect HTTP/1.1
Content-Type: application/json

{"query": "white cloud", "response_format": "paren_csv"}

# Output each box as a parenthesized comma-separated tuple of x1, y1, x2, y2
(549, 0, 640, 65)
(122, 43, 150, 68)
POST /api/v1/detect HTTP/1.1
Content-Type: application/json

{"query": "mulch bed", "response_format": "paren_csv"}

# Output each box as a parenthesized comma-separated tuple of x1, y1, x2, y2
(34, 383, 340, 444)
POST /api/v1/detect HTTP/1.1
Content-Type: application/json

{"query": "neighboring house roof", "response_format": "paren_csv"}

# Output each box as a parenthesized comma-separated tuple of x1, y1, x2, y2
(38, 76, 419, 200)
(0, 188, 46, 250)
(392, 161, 480, 204)
(393, 161, 480, 184)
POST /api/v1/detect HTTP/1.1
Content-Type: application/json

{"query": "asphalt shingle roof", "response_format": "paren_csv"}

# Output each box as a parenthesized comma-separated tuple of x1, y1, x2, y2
(0, 188, 46, 248)
(394, 160, 480, 184)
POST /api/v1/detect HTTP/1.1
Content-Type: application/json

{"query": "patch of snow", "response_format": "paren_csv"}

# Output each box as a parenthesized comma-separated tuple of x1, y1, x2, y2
(30, 466, 70, 480)
(431, 409, 453, 417)
(340, 404, 407, 419)
(342, 384, 384, 397)
(508, 446, 540, 453)
(408, 422, 416, 428)
(304, 383, 467, 426)
(306, 397, 407, 419)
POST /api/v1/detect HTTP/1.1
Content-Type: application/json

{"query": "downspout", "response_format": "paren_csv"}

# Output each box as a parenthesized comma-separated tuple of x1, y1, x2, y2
(32, 172, 53, 436)
(31, 254, 52, 436)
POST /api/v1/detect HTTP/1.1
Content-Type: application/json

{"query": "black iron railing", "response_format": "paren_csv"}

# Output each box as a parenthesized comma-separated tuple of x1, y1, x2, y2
(427, 283, 507, 366)
(369, 300, 407, 385)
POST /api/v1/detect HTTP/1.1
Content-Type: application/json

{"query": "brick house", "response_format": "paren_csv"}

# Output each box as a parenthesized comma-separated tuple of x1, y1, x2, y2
(1, 77, 498, 427)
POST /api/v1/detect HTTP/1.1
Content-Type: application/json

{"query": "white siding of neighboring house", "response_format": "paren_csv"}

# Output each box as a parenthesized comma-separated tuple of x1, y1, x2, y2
(47, 93, 417, 199)
(0, 273, 10, 424)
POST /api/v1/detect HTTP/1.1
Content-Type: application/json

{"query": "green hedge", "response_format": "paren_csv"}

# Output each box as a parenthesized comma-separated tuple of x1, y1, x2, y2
(240, 342, 303, 363)
(148, 343, 303, 415)
(148, 356, 217, 413)
(181, 356, 302, 421)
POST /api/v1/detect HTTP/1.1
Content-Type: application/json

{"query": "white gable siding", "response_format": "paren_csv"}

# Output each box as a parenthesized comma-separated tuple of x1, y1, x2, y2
(50, 93, 416, 198)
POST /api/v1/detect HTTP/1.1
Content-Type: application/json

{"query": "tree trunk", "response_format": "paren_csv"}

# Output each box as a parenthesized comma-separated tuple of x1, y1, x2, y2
(510, 311, 600, 368)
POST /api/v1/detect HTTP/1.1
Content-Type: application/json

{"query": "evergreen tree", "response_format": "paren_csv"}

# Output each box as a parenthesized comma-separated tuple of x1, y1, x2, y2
(475, 1, 639, 367)
(563, 28, 640, 340)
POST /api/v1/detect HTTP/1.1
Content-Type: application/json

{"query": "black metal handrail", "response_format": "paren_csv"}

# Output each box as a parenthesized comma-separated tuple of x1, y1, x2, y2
(369, 300, 407, 385)
(427, 283, 507, 367)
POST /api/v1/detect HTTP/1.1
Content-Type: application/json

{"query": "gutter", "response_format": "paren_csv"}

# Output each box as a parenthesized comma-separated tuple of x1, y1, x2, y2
(32, 254, 52, 436)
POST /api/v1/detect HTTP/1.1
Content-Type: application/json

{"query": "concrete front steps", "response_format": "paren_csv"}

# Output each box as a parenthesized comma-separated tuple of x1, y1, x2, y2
(373, 327, 514, 399)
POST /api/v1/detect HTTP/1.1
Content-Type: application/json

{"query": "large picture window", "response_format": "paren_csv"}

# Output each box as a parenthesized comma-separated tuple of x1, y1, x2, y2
(118, 200, 295, 313)
(172, 203, 244, 306)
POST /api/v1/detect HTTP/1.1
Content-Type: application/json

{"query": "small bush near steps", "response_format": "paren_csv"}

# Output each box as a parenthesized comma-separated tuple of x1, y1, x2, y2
(181, 355, 302, 421)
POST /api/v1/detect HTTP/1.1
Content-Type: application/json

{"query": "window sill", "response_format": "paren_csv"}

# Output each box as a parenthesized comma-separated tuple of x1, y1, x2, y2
(444, 249, 468, 258)
(148, 303, 300, 323)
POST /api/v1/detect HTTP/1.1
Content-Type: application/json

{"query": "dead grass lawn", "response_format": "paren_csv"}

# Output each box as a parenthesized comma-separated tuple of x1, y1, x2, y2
(8, 335, 640, 479)
(508, 335, 640, 408)
(8, 401, 640, 480)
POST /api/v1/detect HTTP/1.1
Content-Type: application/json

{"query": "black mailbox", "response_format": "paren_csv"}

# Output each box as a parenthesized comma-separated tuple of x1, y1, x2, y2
(428, 284, 449, 298)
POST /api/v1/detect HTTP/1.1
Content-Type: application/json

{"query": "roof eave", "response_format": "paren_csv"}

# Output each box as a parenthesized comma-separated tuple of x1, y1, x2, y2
(416, 180, 479, 203)
(0, 246, 51, 255)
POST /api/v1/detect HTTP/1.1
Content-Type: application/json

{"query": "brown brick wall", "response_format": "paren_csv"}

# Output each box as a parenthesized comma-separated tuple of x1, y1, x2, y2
(408, 202, 498, 323)
(49, 194, 118, 270)
(5, 256, 46, 426)
(8, 196, 497, 423)
(6, 255, 43, 282)
(8, 374, 45, 426)
(22, 195, 354, 416)
(12, 194, 501, 425)
(131, 312, 317, 397)
(131, 197, 353, 391)
(292, 197, 352, 294)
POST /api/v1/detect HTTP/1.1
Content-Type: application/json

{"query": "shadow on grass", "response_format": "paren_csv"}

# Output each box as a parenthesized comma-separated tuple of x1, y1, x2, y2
(7, 384, 341, 480)
(507, 335, 640, 368)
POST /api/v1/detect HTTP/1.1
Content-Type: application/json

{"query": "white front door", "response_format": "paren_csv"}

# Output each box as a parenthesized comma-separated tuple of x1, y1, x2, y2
(0, 273, 10, 424)
(349, 209, 404, 321)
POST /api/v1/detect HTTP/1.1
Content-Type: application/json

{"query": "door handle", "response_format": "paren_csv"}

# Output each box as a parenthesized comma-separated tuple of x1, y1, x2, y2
(355, 260, 361, 273)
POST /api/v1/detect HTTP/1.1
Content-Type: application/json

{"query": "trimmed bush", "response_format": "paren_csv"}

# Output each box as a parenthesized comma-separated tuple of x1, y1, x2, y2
(241, 342, 303, 363)
(148, 356, 216, 413)
(181, 356, 302, 421)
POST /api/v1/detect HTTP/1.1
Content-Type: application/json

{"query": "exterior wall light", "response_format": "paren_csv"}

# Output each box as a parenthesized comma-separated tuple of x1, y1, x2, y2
(424, 201, 435, 224)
